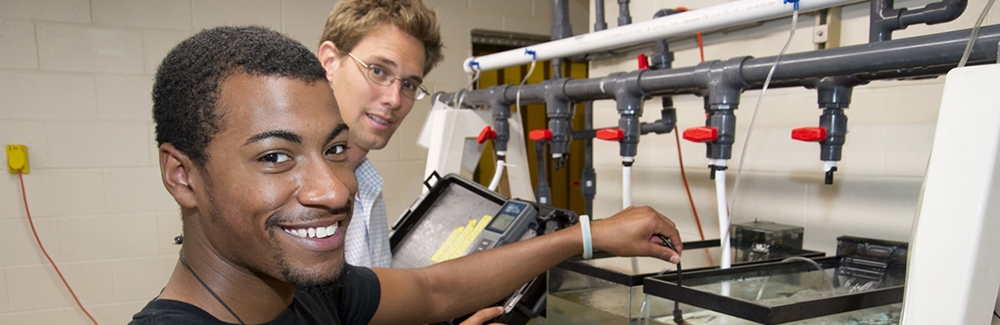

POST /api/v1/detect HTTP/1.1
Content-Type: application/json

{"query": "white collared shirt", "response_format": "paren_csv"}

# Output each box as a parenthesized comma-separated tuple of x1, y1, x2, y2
(344, 158, 391, 268)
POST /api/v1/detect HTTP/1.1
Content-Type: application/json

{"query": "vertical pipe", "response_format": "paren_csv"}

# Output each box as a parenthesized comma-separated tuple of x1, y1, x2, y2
(587, 0, 602, 217)
(583, 101, 595, 216)
(715, 166, 732, 296)
(550, 0, 573, 79)
(617, 0, 632, 26)
(594, 0, 608, 31)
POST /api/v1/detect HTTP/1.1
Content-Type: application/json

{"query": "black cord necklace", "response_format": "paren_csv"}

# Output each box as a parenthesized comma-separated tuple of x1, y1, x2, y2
(179, 252, 247, 325)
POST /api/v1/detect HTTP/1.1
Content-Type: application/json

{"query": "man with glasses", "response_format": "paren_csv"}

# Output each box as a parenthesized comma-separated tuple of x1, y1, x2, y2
(318, 0, 439, 269)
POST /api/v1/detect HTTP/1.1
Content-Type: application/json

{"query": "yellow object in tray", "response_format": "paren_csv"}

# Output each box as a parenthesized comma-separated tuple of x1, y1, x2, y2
(430, 215, 493, 263)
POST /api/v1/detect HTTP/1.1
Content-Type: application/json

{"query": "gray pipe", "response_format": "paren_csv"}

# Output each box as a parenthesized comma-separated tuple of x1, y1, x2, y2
(543, 78, 574, 168)
(488, 86, 513, 157)
(607, 70, 647, 158)
(809, 76, 865, 184)
(582, 101, 595, 216)
(617, 0, 632, 26)
(594, 0, 607, 31)
(650, 8, 680, 70)
(870, 0, 968, 42)
(550, 0, 573, 79)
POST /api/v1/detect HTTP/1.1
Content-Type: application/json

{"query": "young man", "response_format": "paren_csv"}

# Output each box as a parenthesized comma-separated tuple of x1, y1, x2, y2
(317, 0, 443, 268)
(132, 26, 682, 325)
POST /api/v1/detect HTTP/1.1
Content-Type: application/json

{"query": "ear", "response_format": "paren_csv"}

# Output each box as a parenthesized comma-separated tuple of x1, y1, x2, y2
(318, 41, 342, 83)
(159, 143, 201, 209)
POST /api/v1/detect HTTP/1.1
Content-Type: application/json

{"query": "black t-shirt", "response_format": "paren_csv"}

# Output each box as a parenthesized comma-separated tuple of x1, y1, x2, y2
(129, 265, 380, 325)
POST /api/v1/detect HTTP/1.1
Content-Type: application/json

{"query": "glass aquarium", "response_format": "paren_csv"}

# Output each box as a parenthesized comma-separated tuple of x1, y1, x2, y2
(545, 239, 825, 324)
(639, 237, 908, 324)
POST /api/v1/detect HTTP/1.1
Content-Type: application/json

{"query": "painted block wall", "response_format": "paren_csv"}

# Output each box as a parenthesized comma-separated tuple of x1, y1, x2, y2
(0, 0, 583, 323)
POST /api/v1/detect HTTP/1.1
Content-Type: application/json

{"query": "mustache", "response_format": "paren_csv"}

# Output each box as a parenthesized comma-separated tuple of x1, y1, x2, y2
(263, 199, 352, 229)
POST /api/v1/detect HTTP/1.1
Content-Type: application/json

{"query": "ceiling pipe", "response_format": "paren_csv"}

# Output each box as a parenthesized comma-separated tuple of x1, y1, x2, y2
(441, 25, 1000, 106)
(463, 0, 859, 73)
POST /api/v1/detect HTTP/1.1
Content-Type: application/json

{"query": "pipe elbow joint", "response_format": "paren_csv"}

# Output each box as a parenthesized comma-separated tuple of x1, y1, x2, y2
(902, 0, 967, 26)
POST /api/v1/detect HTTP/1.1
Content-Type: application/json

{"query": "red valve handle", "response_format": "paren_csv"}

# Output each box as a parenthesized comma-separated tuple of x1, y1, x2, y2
(682, 127, 718, 142)
(791, 127, 827, 142)
(637, 53, 650, 70)
(477, 126, 496, 144)
(529, 129, 552, 141)
(596, 128, 624, 141)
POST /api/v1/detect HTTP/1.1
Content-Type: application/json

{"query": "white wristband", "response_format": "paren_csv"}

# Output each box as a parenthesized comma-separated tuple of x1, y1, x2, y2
(580, 215, 593, 259)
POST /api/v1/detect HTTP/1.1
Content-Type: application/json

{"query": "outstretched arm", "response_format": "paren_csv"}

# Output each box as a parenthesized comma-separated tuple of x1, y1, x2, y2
(370, 206, 682, 325)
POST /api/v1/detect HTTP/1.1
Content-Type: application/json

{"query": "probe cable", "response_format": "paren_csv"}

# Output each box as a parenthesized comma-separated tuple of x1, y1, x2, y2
(18, 171, 99, 325)
(638, 235, 683, 324)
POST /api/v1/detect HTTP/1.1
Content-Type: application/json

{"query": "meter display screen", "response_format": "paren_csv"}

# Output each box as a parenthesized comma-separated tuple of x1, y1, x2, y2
(487, 202, 525, 233)
(487, 214, 516, 233)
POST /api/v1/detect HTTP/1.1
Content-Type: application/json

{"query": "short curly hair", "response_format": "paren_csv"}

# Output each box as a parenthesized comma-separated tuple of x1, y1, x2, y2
(321, 0, 443, 76)
(153, 26, 327, 168)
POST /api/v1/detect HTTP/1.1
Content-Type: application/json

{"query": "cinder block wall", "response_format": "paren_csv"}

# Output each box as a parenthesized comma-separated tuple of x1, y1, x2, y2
(0, 0, 584, 323)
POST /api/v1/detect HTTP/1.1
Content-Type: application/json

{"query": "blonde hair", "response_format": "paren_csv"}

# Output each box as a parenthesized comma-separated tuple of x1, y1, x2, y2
(321, 0, 443, 76)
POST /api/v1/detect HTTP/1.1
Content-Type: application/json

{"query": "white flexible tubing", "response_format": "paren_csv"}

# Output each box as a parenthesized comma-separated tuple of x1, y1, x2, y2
(958, 0, 996, 67)
(715, 167, 732, 296)
(729, 9, 798, 222)
(462, 0, 857, 73)
(488, 155, 505, 192)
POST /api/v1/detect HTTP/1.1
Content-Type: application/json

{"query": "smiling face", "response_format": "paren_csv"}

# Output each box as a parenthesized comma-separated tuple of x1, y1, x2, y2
(321, 23, 426, 155)
(193, 73, 357, 287)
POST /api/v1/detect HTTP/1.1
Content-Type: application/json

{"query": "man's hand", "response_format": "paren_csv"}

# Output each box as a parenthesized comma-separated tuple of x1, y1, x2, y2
(458, 306, 505, 325)
(591, 206, 683, 263)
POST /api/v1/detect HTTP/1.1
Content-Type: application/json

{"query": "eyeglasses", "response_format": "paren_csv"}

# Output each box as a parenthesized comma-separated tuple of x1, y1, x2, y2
(347, 52, 428, 100)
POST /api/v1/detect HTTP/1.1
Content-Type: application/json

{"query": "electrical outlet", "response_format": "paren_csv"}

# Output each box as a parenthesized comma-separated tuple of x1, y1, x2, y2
(6, 144, 29, 174)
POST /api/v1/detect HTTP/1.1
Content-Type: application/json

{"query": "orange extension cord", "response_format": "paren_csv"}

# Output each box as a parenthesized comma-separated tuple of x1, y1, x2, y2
(18, 171, 99, 325)
(673, 31, 709, 242)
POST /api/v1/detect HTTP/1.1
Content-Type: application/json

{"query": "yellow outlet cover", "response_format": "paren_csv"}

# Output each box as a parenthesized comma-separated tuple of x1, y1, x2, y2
(6, 144, 29, 174)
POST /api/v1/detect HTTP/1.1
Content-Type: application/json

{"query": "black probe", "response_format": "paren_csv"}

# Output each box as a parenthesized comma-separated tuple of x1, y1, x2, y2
(656, 234, 684, 324)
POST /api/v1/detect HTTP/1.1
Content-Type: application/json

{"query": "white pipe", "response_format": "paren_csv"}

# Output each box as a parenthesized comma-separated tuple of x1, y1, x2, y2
(463, 0, 856, 73)
(622, 156, 634, 209)
(715, 162, 732, 296)
(715, 167, 731, 269)
(488, 154, 506, 192)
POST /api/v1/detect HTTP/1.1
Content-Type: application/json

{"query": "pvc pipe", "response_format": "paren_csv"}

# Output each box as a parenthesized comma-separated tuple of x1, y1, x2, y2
(463, 0, 858, 73)
(714, 164, 731, 270)
(715, 162, 732, 297)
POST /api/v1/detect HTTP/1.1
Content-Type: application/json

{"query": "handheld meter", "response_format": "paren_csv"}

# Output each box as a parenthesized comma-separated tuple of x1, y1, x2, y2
(463, 199, 538, 255)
